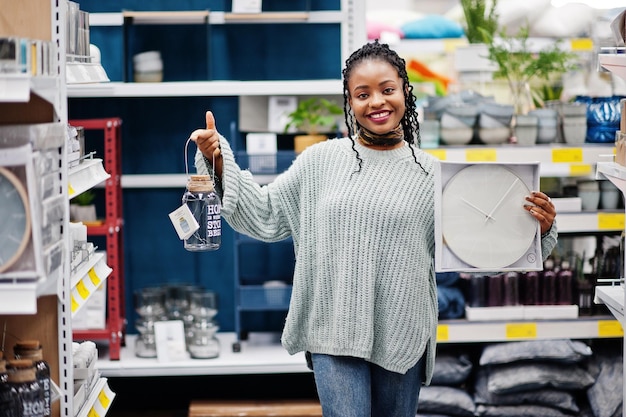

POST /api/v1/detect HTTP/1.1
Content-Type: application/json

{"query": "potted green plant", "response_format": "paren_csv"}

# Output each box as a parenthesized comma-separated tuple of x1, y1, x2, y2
(70, 189, 97, 222)
(480, 25, 577, 115)
(284, 97, 343, 153)
(455, 0, 499, 75)
(461, 0, 499, 44)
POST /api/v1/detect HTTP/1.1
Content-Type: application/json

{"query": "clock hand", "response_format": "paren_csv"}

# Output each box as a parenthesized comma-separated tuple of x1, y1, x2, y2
(485, 178, 520, 223)
(460, 197, 494, 220)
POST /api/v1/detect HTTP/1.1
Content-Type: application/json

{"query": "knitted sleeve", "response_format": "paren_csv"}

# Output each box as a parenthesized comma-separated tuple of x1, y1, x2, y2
(195, 135, 295, 242)
(540, 219, 558, 261)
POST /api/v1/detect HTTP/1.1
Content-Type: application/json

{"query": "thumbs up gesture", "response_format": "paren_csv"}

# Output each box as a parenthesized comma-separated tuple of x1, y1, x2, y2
(190, 111, 223, 177)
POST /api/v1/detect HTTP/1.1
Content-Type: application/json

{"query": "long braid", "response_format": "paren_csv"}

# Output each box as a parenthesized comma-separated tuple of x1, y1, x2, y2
(342, 40, 425, 174)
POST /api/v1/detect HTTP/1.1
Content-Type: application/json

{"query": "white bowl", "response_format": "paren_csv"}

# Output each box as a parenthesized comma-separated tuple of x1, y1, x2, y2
(479, 113, 508, 129)
(479, 127, 511, 144)
(440, 112, 471, 129)
(440, 127, 473, 145)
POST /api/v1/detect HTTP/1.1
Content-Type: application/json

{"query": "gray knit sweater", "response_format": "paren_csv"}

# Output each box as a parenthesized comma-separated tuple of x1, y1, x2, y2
(196, 136, 558, 383)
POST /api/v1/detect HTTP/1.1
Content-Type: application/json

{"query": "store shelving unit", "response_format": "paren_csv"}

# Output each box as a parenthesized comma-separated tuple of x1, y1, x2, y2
(595, 161, 626, 417)
(0, 2, 75, 417)
(594, 48, 626, 417)
(70, 117, 125, 361)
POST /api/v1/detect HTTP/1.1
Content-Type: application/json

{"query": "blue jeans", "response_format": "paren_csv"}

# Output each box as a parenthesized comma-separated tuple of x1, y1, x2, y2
(310, 353, 424, 417)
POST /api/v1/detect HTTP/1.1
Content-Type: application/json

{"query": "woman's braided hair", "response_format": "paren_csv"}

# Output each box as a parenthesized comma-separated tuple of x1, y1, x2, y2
(342, 40, 423, 173)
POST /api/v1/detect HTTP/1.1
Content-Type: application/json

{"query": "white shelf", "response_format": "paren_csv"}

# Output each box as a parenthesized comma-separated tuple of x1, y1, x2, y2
(66, 62, 110, 85)
(68, 158, 110, 199)
(437, 316, 623, 343)
(424, 143, 613, 168)
(595, 286, 624, 326)
(67, 79, 343, 98)
(76, 377, 115, 417)
(96, 333, 309, 377)
(97, 318, 622, 377)
(89, 10, 345, 26)
(599, 51, 626, 80)
(70, 251, 112, 317)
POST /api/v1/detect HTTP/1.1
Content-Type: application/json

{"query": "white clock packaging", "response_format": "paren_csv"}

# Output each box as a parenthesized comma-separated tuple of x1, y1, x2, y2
(434, 160, 542, 273)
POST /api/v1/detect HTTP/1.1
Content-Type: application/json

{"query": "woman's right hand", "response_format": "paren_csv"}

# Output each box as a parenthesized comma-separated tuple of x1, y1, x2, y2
(190, 111, 223, 177)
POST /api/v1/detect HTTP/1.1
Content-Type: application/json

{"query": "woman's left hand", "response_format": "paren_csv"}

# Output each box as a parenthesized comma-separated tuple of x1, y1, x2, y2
(524, 191, 556, 235)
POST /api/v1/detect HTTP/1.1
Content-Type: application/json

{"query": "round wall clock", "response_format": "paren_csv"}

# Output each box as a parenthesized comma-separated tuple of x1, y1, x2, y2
(441, 164, 538, 269)
(0, 167, 31, 273)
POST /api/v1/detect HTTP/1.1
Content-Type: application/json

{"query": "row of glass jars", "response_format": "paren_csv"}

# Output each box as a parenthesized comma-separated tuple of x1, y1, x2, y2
(134, 284, 220, 359)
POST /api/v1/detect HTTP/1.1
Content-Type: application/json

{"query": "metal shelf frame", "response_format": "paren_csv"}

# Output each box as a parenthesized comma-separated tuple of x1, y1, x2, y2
(70, 117, 126, 361)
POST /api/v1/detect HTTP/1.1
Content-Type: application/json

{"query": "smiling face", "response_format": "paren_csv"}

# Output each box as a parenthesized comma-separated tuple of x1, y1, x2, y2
(347, 58, 407, 136)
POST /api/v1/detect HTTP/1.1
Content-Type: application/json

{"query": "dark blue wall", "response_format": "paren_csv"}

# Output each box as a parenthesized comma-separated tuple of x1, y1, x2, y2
(71, 0, 342, 335)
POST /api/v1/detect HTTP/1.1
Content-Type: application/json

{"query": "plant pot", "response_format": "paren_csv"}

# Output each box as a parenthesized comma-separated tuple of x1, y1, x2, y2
(513, 115, 538, 146)
(294, 134, 327, 154)
(70, 204, 97, 222)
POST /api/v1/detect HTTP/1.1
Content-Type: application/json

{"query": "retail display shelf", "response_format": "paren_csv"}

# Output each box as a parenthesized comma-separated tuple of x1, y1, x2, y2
(437, 316, 622, 343)
(0, 282, 39, 314)
(599, 50, 626, 80)
(76, 377, 116, 417)
(66, 62, 110, 85)
(595, 286, 624, 325)
(97, 317, 622, 377)
(597, 161, 626, 192)
(67, 79, 343, 98)
(424, 143, 613, 168)
(68, 158, 110, 199)
(96, 333, 309, 377)
(88, 10, 344, 26)
(391, 37, 594, 55)
(0, 74, 59, 103)
(557, 211, 624, 233)
(70, 251, 112, 316)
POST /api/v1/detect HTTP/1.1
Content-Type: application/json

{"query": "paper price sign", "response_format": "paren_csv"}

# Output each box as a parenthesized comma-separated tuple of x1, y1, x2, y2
(466, 148, 497, 162)
(598, 320, 624, 337)
(425, 149, 447, 160)
(505, 323, 537, 339)
(552, 148, 583, 163)
(598, 213, 625, 230)
(436, 324, 449, 341)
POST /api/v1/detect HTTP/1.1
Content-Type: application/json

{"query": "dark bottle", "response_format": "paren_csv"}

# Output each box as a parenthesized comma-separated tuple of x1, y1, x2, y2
(557, 260, 574, 305)
(13, 341, 50, 417)
(487, 274, 504, 306)
(6, 359, 44, 417)
(521, 271, 540, 305)
(540, 259, 557, 305)
(0, 352, 20, 417)
(503, 272, 520, 306)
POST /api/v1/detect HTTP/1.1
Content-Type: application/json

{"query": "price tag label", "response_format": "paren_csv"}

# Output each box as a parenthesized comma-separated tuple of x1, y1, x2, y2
(76, 280, 90, 300)
(88, 267, 101, 286)
(68, 183, 75, 197)
(425, 149, 447, 160)
(569, 164, 592, 176)
(98, 390, 111, 408)
(552, 148, 583, 163)
(436, 324, 449, 341)
(466, 148, 497, 162)
(505, 322, 537, 339)
(70, 295, 79, 313)
(443, 39, 467, 53)
(88, 408, 100, 417)
(598, 213, 625, 230)
(570, 38, 593, 52)
(598, 320, 624, 337)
